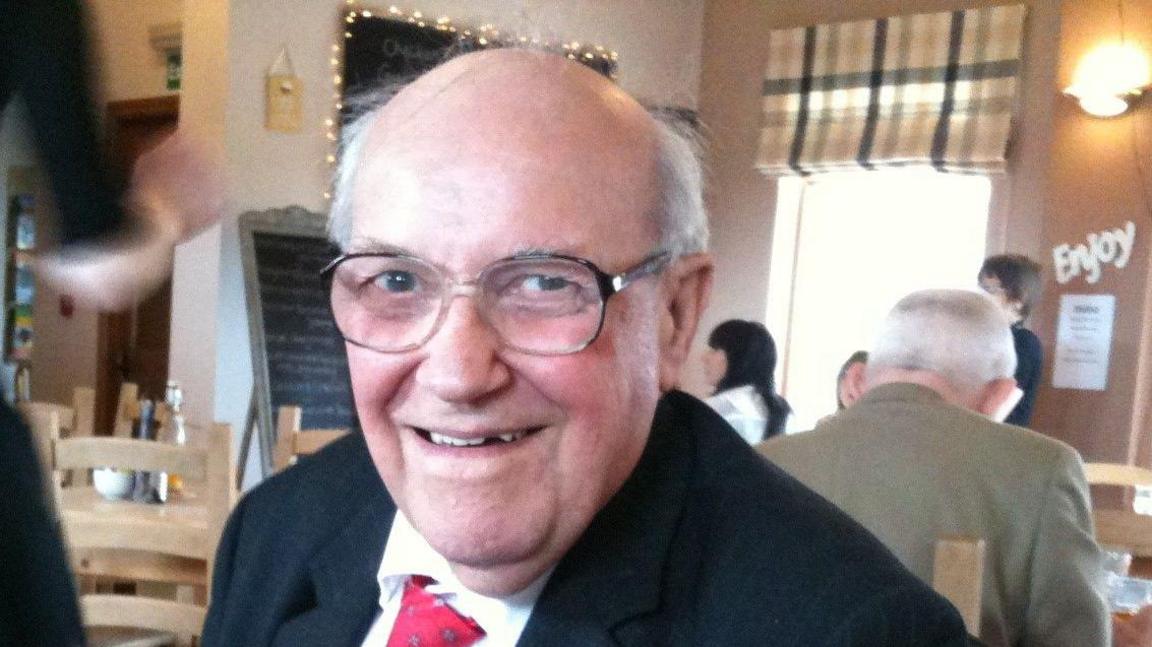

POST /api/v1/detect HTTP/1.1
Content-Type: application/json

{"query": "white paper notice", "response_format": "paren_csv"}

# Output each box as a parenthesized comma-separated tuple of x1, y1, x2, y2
(1052, 294, 1116, 391)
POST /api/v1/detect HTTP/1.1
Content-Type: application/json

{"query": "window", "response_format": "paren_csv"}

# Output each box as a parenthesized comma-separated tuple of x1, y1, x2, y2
(767, 170, 992, 431)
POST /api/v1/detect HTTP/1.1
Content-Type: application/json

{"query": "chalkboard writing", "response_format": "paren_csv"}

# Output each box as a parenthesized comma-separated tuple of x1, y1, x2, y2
(239, 207, 358, 478)
(252, 231, 356, 430)
(340, 16, 616, 120)
(341, 17, 456, 119)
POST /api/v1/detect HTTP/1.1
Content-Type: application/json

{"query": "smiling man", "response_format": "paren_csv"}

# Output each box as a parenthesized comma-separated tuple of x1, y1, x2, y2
(202, 49, 969, 646)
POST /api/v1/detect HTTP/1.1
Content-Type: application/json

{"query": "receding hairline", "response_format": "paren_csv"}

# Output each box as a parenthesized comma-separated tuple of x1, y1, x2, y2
(369, 48, 649, 142)
(328, 48, 710, 256)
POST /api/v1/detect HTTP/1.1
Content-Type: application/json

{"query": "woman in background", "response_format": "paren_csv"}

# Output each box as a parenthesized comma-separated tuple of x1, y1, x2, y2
(702, 319, 792, 443)
(979, 254, 1043, 427)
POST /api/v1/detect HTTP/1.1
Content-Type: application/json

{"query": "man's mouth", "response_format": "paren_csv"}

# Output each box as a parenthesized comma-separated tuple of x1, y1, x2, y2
(413, 427, 543, 448)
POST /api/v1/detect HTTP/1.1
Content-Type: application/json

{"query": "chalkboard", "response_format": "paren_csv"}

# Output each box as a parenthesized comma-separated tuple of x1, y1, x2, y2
(340, 15, 616, 120)
(239, 207, 358, 478)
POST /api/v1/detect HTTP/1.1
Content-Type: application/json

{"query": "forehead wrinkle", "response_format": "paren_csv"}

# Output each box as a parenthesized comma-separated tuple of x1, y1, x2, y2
(351, 50, 663, 260)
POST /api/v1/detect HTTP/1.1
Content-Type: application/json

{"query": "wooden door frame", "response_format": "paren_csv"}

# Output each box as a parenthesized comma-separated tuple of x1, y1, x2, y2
(94, 96, 179, 436)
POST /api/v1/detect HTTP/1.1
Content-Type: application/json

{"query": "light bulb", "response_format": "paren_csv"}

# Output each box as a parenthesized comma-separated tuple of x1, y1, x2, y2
(1064, 42, 1150, 117)
(1078, 94, 1130, 118)
(1072, 43, 1150, 95)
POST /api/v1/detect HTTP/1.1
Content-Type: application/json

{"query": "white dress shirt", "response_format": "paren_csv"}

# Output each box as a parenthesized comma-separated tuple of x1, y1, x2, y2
(360, 511, 552, 647)
(704, 384, 768, 444)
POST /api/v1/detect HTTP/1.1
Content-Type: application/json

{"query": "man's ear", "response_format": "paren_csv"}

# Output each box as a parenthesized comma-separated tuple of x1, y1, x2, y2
(974, 377, 1022, 420)
(658, 253, 713, 391)
(841, 361, 867, 408)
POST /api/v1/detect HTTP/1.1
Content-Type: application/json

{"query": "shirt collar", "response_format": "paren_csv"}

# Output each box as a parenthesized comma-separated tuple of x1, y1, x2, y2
(376, 511, 552, 640)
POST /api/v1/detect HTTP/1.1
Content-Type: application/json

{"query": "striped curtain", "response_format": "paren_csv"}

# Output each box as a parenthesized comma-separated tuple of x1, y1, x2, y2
(756, 5, 1027, 176)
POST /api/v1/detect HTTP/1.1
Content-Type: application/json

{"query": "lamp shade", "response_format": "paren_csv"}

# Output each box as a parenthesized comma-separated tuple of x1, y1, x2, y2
(1065, 43, 1150, 117)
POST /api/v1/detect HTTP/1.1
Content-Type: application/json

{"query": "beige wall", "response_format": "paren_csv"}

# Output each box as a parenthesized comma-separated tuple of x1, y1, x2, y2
(87, 0, 184, 103)
(1032, 0, 1152, 463)
(697, 0, 1152, 463)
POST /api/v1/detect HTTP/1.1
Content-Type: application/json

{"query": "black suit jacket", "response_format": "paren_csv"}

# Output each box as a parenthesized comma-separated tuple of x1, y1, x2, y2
(203, 391, 968, 646)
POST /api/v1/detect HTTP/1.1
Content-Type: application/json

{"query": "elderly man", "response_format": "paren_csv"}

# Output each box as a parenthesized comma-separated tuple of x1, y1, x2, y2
(202, 50, 968, 645)
(761, 289, 1109, 647)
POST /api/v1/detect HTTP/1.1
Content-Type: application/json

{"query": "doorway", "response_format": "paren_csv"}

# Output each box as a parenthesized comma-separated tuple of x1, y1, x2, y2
(95, 96, 178, 435)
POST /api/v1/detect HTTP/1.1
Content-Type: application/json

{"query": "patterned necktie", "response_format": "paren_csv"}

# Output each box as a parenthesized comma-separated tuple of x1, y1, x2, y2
(386, 575, 487, 647)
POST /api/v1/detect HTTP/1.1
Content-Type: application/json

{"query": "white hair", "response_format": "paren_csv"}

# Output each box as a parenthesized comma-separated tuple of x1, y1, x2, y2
(326, 67, 709, 257)
(867, 289, 1017, 391)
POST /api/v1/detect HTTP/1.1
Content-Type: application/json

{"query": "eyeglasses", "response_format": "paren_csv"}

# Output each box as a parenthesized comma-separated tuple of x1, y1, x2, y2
(321, 251, 670, 355)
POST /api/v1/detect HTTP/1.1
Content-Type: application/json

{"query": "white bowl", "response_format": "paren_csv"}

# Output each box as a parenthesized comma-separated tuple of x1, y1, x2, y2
(93, 467, 134, 501)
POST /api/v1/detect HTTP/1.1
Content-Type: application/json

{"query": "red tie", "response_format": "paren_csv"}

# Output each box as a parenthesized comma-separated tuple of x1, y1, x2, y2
(386, 575, 487, 647)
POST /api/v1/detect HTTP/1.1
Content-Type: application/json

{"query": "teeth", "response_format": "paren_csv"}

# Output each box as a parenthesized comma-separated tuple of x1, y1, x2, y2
(426, 430, 528, 446)
(429, 432, 486, 447)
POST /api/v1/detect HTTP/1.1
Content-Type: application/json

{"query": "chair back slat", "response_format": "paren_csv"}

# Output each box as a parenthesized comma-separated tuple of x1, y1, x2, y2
(81, 594, 205, 636)
(55, 437, 208, 481)
(273, 405, 349, 471)
(1085, 463, 1152, 488)
(72, 548, 206, 587)
(113, 382, 140, 437)
(933, 535, 985, 635)
(1094, 510, 1152, 557)
(71, 387, 96, 437)
(65, 517, 209, 560)
(1082, 462, 1152, 556)
(294, 430, 349, 455)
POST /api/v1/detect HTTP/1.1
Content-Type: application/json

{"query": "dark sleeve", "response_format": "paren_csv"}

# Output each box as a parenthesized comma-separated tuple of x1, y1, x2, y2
(0, 0, 125, 246)
(820, 584, 971, 647)
(0, 402, 85, 647)
(201, 493, 249, 646)
(1006, 326, 1043, 427)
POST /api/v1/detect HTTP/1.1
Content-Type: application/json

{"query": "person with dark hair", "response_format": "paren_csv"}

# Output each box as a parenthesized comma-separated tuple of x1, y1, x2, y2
(702, 319, 791, 442)
(979, 254, 1044, 427)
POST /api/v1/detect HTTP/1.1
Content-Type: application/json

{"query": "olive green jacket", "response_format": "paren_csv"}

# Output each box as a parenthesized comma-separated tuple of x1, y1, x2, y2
(759, 382, 1109, 647)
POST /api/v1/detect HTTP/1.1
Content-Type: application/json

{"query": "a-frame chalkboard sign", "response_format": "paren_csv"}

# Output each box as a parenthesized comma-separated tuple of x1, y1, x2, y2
(238, 206, 357, 484)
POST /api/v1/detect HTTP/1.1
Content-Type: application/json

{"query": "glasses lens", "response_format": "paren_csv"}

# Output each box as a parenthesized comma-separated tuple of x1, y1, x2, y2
(330, 255, 444, 351)
(479, 258, 604, 354)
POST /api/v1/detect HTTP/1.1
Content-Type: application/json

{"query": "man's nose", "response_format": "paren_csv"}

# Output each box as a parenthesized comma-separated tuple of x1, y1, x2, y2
(413, 296, 512, 402)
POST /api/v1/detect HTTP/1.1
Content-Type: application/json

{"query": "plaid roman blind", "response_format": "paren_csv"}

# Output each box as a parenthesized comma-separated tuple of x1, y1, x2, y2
(756, 5, 1027, 176)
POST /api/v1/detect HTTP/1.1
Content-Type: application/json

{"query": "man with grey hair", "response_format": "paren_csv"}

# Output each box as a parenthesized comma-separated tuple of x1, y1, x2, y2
(761, 288, 1109, 647)
(203, 50, 968, 645)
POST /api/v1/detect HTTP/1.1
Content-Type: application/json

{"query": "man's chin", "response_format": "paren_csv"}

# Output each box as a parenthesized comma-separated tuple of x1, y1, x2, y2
(445, 555, 554, 597)
(418, 522, 557, 595)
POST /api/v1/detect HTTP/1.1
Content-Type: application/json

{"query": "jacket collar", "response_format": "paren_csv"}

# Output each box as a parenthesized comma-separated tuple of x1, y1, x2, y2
(856, 381, 947, 407)
(516, 391, 695, 647)
(272, 437, 396, 646)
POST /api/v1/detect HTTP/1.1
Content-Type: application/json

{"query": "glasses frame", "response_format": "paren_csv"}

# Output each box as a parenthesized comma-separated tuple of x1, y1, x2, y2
(320, 250, 671, 355)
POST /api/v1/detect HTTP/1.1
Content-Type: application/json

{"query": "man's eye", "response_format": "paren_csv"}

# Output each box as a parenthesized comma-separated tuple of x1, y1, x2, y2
(522, 274, 573, 292)
(373, 270, 419, 293)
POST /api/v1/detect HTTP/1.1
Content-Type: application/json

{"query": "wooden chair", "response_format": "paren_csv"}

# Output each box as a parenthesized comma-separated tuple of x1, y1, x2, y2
(19, 386, 97, 489)
(932, 535, 985, 635)
(273, 405, 349, 471)
(113, 382, 141, 437)
(33, 407, 235, 646)
(1084, 462, 1152, 556)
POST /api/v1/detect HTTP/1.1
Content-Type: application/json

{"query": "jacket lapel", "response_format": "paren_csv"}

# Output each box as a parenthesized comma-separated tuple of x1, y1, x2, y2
(517, 393, 694, 647)
(273, 477, 396, 647)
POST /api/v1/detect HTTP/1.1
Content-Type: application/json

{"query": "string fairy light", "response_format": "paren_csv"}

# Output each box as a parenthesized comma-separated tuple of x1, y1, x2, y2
(322, 2, 619, 203)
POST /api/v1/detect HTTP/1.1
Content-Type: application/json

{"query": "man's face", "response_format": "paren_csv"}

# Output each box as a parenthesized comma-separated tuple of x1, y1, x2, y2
(342, 53, 687, 595)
